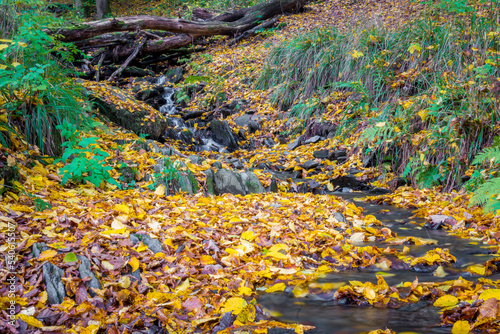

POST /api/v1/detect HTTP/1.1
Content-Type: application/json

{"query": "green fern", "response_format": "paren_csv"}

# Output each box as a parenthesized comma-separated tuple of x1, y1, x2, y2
(472, 147, 500, 166)
(470, 177, 500, 212)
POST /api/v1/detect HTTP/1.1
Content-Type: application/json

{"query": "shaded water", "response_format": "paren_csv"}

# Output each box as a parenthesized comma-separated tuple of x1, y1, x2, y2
(258, 193, 499, 334)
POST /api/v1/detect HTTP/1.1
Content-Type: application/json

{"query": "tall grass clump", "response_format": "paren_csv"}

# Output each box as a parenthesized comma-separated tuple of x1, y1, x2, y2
(0, 0, 86, 156)
(256, 2, 500, 193)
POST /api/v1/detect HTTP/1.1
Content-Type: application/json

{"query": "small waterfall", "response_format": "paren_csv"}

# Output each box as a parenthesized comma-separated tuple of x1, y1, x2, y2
(157, 75, 226, 153)
(157, 76, 177, 115)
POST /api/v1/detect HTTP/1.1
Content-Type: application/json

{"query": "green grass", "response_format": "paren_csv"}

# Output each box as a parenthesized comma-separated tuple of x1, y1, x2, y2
(256, 5, 500, 192)
(0, 0, 88, 156)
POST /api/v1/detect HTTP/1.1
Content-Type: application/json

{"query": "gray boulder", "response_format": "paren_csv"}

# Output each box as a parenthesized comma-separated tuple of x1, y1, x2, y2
(214, 169, 246, 195)
(209, 120, 239, 152)
(77, 255, 101, 297)
(89, 85, 167, 140)
(240, 171, 265, 194)
(42, 263, 65, 305)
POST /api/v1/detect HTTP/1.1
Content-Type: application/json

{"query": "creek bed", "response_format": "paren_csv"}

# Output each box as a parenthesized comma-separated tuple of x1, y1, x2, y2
(258, 193, 499, 334)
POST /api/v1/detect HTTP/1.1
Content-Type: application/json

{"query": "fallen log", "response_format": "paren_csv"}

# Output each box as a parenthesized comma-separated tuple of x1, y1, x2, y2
(48, 0, 307, 42)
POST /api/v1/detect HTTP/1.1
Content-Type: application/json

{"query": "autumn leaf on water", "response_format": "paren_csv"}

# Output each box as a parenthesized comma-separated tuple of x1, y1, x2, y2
(434, 295, 459, 308)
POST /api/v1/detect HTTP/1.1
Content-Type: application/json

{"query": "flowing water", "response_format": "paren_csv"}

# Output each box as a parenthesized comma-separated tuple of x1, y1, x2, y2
(258, 194, 499, 334)
(157, 76, 226, 152)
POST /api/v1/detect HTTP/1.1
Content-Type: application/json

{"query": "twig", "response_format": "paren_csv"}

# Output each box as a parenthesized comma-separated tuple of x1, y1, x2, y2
(228, 16, 280, 46)
(107, 36, 147, 82)
(95, 53, 105, 82)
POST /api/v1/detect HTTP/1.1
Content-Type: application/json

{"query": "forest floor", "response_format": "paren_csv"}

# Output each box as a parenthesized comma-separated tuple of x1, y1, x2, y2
(2, 0, 500, 333)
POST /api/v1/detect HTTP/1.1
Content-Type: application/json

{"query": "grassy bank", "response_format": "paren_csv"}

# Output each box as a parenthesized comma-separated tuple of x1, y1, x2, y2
(256, 0, 500, 210)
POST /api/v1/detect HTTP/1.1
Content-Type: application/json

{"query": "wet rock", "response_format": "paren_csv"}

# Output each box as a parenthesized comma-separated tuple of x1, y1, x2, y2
(328, 150, 347, 161)
(42, 263, 66, 305)
(77, 255, 101, 297)
(248, 120, 261, 133)
(182, 110, 205, 121)
(138, 234, 164, 254)
(188, 155, 203, 165)
(234, 114, 252, 127)
(264, 138, 276, 148)
(220, 100, 242, 118)
(230, 159, 244, 169)
(300, 160, 319, 170)
(240, 171, 265, 194)
(135, 86, 162, 101)
(363, 151, 377, 168)
(212, 161, 222, 169)
(165, 67, 184, 84)
(287, 136, 302, 150)
(368, 187, 391, 195)
(313, 150, 330, 160)
(90, 86, 167, 140)
(330, 175, 370, 191)
(303, 135, 324, 144)
(270, 178, 279, 193)
(204, 169, 215, 195)
(214, 169, 245, 195)
(209, 120, 239, 152)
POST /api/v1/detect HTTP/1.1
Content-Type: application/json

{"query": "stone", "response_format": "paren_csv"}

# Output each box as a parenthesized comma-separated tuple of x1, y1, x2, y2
(33, 242, 49, 259)
(209, 120, 239, 152)
(328, 150, 347, 161)
(212, 161, 222, 169)
(330, 175, 369, 191)
(204, 169, 215, 195)
(214, 169, 246, 195)
(300, 160, 319, 170)
(388, 177, 407, 190)
(248, 120, 261, 133)
(118, 164, 136, 184)
(240, 171, 265, 194)
(139, 234, 164, 254)
(165, 67, 184, 84)
(77, 255, 101, 297)
(89, 86, 167, 140)
(263, 138, 276, 148)
(368, 187, 391, 195)
(234, 114, 252, 127)
(303, 136, 324, 144)
(313, 150, 330, 159)
(287, 137, 302, 150)
(333, 212, 347, 223)
(42, 263, 65, 305)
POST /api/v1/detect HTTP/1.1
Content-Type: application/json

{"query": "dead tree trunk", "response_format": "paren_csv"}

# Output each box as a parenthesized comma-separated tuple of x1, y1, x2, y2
(49, 0, 307, 42)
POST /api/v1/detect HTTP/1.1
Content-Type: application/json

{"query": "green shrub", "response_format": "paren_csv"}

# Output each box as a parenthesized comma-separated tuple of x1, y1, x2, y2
(0, 0, 86, 156)
(57, 120, 119, 188)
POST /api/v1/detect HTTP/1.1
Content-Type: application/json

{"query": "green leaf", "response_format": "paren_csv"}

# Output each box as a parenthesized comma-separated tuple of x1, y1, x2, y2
(63, 252, 77, 263)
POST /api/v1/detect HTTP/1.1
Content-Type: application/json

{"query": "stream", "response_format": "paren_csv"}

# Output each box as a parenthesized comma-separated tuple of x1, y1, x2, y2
(153, 76, 498, 333)
(258, 194, 499, 334)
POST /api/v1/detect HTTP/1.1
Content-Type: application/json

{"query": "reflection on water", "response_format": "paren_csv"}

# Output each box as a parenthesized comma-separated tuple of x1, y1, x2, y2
(257, 193, 498, 334)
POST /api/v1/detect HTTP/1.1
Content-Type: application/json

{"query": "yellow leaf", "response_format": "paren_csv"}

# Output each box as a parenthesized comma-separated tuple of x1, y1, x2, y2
(375, 122, 386, 127)
(351, 50, 363, 59)
(81, 324, 100, 334)
(128, 256, 140, 272)
(222, 297, 247, 315)
(364, 287, 376, 300)
(154, 184, 165, 196)
(17, 314, 43, 328)
(266, 283, 286, 293)
(235, 304, 256, 324)
(452, 320, 470, 334)
(479, 289, 500, 301)
(0, 44, 9, 51)
(238, 286, 253, 296)
(434, 295, 459, 308)
(113, 204, 130, 215)
(118, 276, 131, 289)
(39, 291, 47, 304)
(241, 230, 256, 241)
(200, 254, 216, 265)
(38, 249, 58, 261)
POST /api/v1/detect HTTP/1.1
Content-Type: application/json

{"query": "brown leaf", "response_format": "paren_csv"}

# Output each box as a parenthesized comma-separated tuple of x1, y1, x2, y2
(182, 297, 203, 312)
(479, 298, 498, 319)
